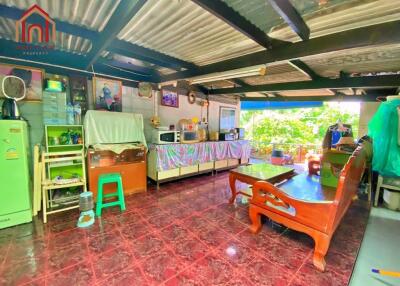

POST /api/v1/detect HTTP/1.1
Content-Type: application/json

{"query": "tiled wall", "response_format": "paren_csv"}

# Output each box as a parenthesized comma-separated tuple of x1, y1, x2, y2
(1, 82, 240, 149)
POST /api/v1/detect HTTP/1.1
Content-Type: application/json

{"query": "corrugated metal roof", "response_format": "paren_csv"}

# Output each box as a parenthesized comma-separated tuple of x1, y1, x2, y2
(242, 63, 310, 85)
(302, 44, 400, 77)
(0, 16, 91, 55)
(106, 53, 177, 76)
(290, 0, 344, 15)
(203, 80, 236, 89)
(0, 0, 120, 32)
(222, 0, 283, 33)
(222, 0, 348, 40)
(269, 0, 400, 42)
(157, 67, 179, 75)
(117, 0, 265, 66)
(101, 53, 177, 76)
(112, 54, 154, 69)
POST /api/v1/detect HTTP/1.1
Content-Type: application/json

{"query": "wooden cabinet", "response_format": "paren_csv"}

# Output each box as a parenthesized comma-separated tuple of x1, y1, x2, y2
(180, 165, 199, 176)
(228, 159, 239, 167)
(199, 162, 214, 172)
(87, 147, 147, 200)
(214, 159, 228, 169)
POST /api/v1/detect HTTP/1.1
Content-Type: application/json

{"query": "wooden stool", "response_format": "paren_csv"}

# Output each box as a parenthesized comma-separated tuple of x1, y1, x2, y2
(96, 173, 125, 217)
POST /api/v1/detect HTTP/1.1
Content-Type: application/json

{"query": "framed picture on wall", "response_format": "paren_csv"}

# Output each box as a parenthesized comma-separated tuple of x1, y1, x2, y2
(0, 64, 43, 101)
(161, 89, 179, 108)
(93, 77, 122, 112)
(219, 106, 236, 132)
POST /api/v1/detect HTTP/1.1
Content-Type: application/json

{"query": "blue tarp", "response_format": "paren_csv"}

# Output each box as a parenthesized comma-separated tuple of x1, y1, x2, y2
(240, 101, 323, 110)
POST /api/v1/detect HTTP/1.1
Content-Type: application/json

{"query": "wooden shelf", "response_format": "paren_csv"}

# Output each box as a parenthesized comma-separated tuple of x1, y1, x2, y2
(49, 162, 83, 168)
(42, 179, 85, 190)
(48, 144, 83, 148)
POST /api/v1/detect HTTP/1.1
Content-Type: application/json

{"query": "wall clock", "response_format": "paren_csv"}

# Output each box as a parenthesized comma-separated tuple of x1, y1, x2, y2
(138, 82, 153, 98)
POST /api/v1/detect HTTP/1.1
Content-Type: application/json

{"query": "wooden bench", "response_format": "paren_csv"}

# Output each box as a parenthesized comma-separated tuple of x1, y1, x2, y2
(249, 147, 366, 271)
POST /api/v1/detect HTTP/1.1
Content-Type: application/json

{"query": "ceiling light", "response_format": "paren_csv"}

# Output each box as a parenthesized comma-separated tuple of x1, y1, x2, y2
(158, 81, 178, 89)
(189, 65, 267, 85)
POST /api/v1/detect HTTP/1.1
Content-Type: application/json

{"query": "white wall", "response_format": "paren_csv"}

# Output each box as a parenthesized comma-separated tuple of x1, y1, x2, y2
(119, 86, 240, 142)
(17, 80, 239, 145)
(359, 102, 381, 137)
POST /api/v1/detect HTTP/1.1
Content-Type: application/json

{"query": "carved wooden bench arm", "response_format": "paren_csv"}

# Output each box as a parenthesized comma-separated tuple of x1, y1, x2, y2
(251, 180, 296, 210)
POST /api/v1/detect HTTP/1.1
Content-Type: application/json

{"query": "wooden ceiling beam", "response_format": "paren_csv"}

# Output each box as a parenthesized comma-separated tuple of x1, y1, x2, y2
(0, 3, 195, 74)
(85, 0, 147, 69)
(192, 0, 286, 49)
(288, 59, 321, 80)
(209, 74, 400, 95)
(240, 93, 391, 102)
(268, 0, 310, 41)
(162, 20, 400, 81)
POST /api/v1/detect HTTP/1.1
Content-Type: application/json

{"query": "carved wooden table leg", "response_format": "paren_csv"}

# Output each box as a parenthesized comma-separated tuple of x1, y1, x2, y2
(229, 173, 237, 204)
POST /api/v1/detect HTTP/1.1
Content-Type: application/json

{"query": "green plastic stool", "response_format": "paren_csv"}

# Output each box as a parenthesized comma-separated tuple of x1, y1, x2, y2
(96, 173, 126, 217)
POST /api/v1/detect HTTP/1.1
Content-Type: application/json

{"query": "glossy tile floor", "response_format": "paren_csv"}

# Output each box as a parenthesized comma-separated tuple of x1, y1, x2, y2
(0, 172, 369, 286)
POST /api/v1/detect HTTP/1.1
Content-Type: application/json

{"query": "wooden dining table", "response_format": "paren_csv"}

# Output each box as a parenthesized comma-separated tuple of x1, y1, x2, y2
(229, 163, 295, 203)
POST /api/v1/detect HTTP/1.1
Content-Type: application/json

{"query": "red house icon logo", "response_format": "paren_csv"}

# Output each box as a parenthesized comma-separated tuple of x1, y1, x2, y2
(15, 4, 56, 44)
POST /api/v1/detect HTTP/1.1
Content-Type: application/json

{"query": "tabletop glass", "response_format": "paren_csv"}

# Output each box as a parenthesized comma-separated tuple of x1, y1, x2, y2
(231, 163, 294, 181)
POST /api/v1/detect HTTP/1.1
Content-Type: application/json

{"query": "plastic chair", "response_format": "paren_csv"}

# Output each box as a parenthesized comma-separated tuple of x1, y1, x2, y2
(96, 173, 125, 216)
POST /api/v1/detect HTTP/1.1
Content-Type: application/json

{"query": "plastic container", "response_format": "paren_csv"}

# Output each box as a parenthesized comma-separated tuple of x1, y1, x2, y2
(79, 192, 94, 212)
(383, 189, 400, 211)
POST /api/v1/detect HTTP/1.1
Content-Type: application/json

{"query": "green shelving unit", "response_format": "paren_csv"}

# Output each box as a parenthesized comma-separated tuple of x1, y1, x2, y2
(45, 125, 84, 153)
(42, 125, 86, 222)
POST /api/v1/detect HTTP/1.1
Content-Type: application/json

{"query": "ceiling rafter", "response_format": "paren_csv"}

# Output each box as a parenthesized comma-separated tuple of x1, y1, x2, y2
(0, 3, 195, 74)
(85, 0, 147, 69)
(226, 78, 276, 98)
(208, 74, 400, 95)
(192, 0, 286, 49)
(268, 0, 310, 41)
(96, 58, 161, 79)
(108, 41, 197, 71)
(240, 92, 393, 102)
(0, 39, 150, 84)
(288, 59, 320, 80)
(161, 20, 400, 82)
(288, 59, 336, 95)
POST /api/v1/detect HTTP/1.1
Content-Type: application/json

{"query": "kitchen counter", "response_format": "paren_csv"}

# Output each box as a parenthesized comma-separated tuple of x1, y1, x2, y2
(147, 140, 251, 188)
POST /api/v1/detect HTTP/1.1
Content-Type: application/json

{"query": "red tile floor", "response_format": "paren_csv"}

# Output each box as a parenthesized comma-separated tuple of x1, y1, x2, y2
(0, 172, 369, 286)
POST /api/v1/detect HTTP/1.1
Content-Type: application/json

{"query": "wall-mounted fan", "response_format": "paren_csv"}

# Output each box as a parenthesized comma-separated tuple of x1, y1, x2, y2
(1, 75, 26, 120)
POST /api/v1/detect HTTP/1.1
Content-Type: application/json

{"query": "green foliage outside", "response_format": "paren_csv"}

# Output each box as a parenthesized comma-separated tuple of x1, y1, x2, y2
(240, 103, 360, 158)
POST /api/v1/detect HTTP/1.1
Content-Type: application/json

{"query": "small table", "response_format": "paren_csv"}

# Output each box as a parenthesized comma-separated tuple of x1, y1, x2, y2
(229, 163, 295, 204)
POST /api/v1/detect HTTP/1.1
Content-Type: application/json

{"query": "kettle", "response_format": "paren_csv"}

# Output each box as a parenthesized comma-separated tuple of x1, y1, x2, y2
(2, 98, 21, 119)
(1, 75, 26, 120)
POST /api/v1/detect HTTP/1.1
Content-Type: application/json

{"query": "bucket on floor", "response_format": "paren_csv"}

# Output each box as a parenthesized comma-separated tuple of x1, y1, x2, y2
(271, 150, 285, 165)
(383, 189, 400, 211)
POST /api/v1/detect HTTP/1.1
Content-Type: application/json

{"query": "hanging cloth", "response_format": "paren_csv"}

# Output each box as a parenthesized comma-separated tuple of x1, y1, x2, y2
(368, 99, 400, 176)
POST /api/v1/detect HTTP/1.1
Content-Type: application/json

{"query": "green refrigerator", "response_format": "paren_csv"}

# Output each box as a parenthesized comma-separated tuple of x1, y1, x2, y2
(0, 120, 32, 229)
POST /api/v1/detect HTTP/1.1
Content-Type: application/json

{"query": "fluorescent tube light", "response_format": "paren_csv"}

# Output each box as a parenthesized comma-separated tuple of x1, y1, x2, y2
(189, 65, 267, 85)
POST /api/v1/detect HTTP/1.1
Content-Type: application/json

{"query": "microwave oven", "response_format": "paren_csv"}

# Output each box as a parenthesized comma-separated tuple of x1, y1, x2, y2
(219, 132, 235, 141)
(181, 130, 199, 144)
(235, 128, 245, 140)
(152, 130, 180, 144)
